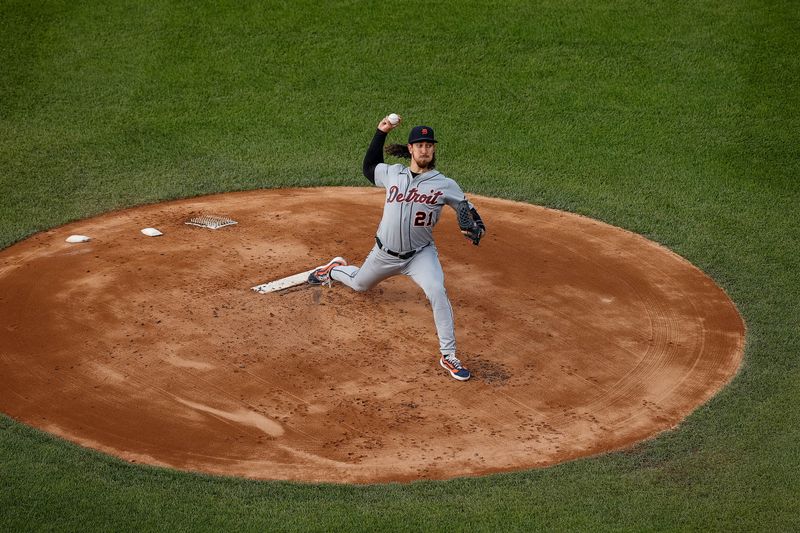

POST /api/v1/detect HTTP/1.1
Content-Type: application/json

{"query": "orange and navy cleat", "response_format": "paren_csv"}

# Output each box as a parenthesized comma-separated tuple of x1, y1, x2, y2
(308, 257, 347, 285)
(440, 354, 471, 381)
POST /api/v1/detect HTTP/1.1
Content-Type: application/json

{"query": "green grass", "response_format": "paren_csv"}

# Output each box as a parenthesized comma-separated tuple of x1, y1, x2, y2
(1, 0, 798, 530)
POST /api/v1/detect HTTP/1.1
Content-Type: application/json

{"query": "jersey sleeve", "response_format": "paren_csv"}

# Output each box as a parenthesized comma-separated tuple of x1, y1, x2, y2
(442, 178, 468, 208)
(374, 163, 390, 187)
(376, 163, 407, 188)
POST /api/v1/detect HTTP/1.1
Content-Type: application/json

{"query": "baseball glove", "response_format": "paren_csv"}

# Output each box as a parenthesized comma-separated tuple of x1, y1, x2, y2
(456, 200, 485, 245)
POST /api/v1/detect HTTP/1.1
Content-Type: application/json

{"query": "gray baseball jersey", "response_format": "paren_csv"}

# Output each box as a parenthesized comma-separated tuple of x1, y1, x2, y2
(374, 163, 470, 253)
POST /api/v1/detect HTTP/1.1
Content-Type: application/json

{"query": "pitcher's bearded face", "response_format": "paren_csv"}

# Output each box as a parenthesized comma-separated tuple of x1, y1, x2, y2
(408, 142, 436, 170)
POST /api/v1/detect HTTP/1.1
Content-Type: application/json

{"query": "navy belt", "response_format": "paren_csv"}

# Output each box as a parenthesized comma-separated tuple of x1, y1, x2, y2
(375, 236, 428, 260)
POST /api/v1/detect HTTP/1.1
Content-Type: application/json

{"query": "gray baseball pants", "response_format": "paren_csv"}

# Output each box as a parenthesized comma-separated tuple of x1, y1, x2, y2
(330, 244, 456, 355)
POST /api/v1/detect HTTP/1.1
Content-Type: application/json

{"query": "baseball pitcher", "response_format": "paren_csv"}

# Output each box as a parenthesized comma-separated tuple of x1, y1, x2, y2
(308, 115, 486, 381)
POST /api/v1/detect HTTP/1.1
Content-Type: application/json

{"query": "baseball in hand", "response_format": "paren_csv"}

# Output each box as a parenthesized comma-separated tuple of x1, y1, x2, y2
(387, 113, 400, 125)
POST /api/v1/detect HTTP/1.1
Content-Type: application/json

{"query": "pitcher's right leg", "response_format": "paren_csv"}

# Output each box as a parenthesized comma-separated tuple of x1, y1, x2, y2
(330, 246, 401, 292)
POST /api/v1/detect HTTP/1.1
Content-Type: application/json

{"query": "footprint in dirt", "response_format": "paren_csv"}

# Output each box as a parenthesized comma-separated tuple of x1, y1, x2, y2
(467, 355, 511, 385)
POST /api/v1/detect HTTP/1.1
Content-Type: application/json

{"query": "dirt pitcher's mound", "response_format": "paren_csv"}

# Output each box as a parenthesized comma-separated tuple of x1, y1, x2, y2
(0, 187, 744, 483)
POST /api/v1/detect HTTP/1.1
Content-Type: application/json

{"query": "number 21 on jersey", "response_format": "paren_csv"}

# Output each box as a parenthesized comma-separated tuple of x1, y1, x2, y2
(414, 211, 435, 227)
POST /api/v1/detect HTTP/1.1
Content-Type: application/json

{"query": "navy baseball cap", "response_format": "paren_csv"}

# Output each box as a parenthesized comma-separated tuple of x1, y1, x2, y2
(408, 125, 437, 144)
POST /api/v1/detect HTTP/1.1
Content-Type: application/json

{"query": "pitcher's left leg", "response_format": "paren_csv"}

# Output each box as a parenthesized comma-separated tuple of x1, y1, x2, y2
(403, 246, 456, 355)
(404, 246, 470, 380)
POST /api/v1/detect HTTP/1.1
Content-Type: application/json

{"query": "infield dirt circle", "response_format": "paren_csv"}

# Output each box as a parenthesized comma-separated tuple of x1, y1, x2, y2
(0, 187, 745, 483)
